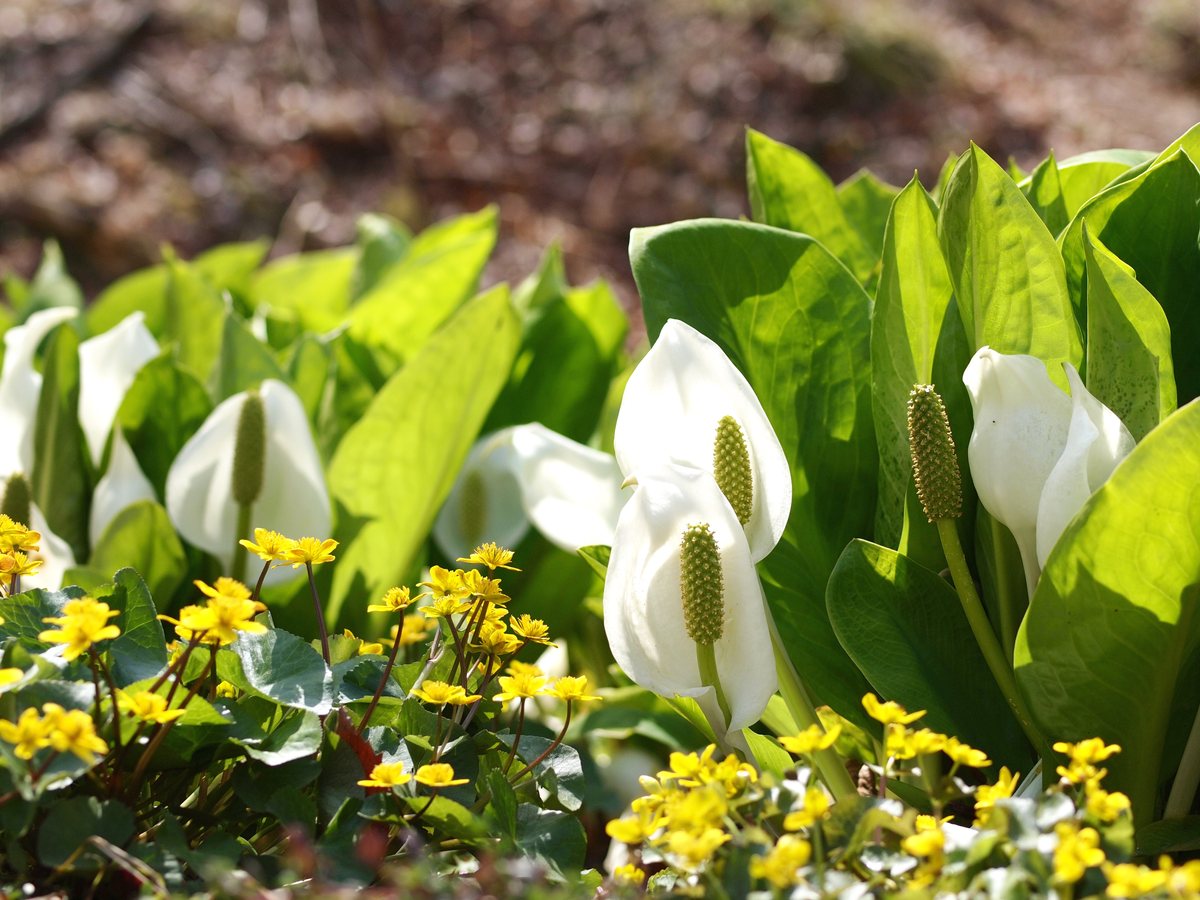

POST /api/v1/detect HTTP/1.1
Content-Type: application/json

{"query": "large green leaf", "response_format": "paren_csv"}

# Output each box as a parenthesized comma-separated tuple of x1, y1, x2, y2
(209, 310, 287, 401)
(1083, 229, 1176, 441)
(1059, 150, 1200, 403)
(249, 248, 357, 333)
(1015, 398, 1200, 825)
(218, 629, 333, 715)
(938, 144, 1082, 372)
(347, 206, 498, 365)
(746, 129, 876, 285)
(116, 355, 213, 496)
(514, 804, 586, 881)
(838, 169, 900, 262)
(105, 566, 169, 686)
(630, 218, 876, 726)
(828, 540, 1030, 768)
(88, 502, 187, 607)
(162, 252, 225, 385)
(31, 323, 91, 560)
(1022, 151, 1069, 236)
(327, 286, 520, 625)
(351, 213, 412, 299)
(1051, 149, 1153, 218)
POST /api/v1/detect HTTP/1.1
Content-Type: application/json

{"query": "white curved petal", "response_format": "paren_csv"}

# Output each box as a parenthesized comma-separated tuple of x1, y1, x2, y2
(963, 347, 1071, 591)
(78, 312, 159, 466)
(1035, 365, 1134, 568)
(89, 431, 157, 546)
(614, 319, 791, 562)
(509, 423, 625, 552)
(602, 463, 777, 731)
(27, 504, 75, 591)
(0, 307, 78, 478)
(165, 379, 330, 583)
(432, 428, 529, 560)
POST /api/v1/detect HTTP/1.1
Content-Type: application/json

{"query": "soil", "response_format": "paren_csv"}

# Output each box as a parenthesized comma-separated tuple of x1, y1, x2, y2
(1, 0, 1198, 322)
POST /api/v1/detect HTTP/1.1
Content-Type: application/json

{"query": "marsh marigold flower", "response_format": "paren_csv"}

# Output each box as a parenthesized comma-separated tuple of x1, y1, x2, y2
(780, 723, 841, 756)
(863, 692, 926, 727)
(509, 614, 553, 646)
(0, 707, 49, 759)
(367, 586, 413, 614)
(457, 542, 520, 572)
(43, 704, 108, 763)
(239, 528, 297, 562)
(117, 691, 186, 725)
(750, 834, 812, 889)
(545, 675, 601, 703)
(493, 671, 547, 702)
(39, 596, 121, 661)
(285, 537, 337, 567)
(358, 761, 412, 789)
(410, 680, 480, 706)
(415, 763, 468, 788)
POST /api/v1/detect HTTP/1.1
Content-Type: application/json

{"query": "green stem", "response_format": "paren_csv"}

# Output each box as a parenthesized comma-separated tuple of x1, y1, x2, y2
(232, 503, 252, 583)
(937, 519, 1047, 754)
(1166, 676, 1200, 818)
(768, 625, 856, 801)
(501, 699, 526, 775)
(357, 619, 406, 736)
(696, 641, 731, 730)
(990, 519, 1025, 658)
(509, 704, 572, 783)
(305, 561, 331, 665)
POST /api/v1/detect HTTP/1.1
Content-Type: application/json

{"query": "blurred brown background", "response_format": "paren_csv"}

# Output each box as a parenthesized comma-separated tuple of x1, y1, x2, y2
(2, 0, 1199, 310)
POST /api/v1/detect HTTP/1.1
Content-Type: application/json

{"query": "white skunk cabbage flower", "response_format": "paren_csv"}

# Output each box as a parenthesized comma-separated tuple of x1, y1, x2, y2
(603, 463, 777, 732)
(614, 319, 791, 562)
(165, 379, 330, 580)
(89, 430, 156, 545)
(433, 423, 625, 559)
(0, 306, 78, 478)
(963, 346, 1134, 593)
(78, 312, 159, 466)
(26, 505, 75, 592)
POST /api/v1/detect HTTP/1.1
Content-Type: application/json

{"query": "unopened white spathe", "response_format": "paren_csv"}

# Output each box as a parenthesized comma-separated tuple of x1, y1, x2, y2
(165, 379, 330, 579)
(963, 346, 1134, 593)
(0, 306, 78, 479)
(614, 319, 791, 562)
(602, 463, 777, 732)
(433, 429, 529, 559)
(78, 312, 160, 466)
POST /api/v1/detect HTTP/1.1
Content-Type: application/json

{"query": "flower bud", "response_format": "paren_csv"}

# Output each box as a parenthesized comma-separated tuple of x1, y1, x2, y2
(907, 384, 962, 522)
(713, 415, 753, 525)
(230, 391, 266, 507)
(680, 522, 724, 645)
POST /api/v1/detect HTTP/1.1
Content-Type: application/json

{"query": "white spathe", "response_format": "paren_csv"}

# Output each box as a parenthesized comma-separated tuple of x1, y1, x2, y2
(602, 463, 777, 733)
(614, 319, 791, 562)
(78, 312, 160, 466)
(89, 430, 157, 546)
(26, 504, 75, 592)
(165, 379, 330, 581)
(0, 307, 78, 479)
(963, 346, 1134, 593)
(432, 423, 625, 559)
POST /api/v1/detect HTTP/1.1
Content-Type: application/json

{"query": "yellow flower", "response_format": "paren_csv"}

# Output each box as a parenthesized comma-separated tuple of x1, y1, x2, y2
(367, 586, 413, 614)
(164, 588, 267, 646)
(611, 863, 646, 887)
(1105, 862, 1168, 898)
(0, 551, 43, 584)
(662, 784, 728, 834)
(1053, 822, 1106, 885)
(659, 745, 719, 787)
(43, 705, 108, 763)
(1161, 857, 1200, 896)
(415, 762, 468, 788)
(1054, 738, 1121, 786)
(395, 614, 432, 646)
(509, 614, 554, 646)
(117, 691, 186, 725)
(862, 692, 925, 726)
(39, 596, 121, 661)
(943, 736, 991, 768)
(410, 680, 480, 706)
(507, 660, 544, 678)
(974, 766, 1020, 826)
(0, 667, 25, 688)
(493, 671, 548, 702)
(284, 536, 338, 567)
(417, 566, 470, 605)
(0, 515, 39, 553)
(474, 623, 522, 657)
(544, 675, 601, 703)
(1085, 784, 1131, 824)
(606, 805, 665, 845)
(666, 826, 730, 871)
(886, 725, 946, 760)
(902, 826, 945, 887)
(238, 528, 297, 562)
(421, 594, 472, 620)
(750, 833, 811, 889)
(358, 761, 412, 789)
(457, 542, 520, 572)
(215, 680, 239, 698)
(783, 784, 832, 831)
(0, 707, 49, 759)
(780, 723, 840, 755)
(462, 570, 509, 605)
(195, 577, 253, 602)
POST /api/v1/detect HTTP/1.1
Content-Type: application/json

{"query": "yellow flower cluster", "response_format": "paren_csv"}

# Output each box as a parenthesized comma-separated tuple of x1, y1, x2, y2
(357, 760, 469, 791)
(1104, 856, 1200, 898)
(0, 703, 107, 764)
(239, 528, 338, 568)
(158, 578, 267, 646)
(862, 693, 991, 770)
(39, 596, 121, 661)
(0, 515, 42, 592)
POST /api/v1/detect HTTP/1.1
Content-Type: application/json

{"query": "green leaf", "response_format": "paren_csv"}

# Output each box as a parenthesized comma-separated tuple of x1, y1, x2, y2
(106, 567, 169, 686)
(514, 804, 586, 881)
(484, 763, 518, 840)
(1015, 398, 1200, 826)
(1023, 151, 1070, 236)
(746, 129, 875, 285)
(249, 248, 357, 333)
(351, 213, 412, 299)
(31, 322, 91, 560)
(399, 795, 489, 841)
(827, 540, 1030, 768)
(162, 252, 225, 384)
(629, 218, 876, 727)
(1059, 150, 1200, 403)
(208, 310, 287, 401)
(228, 699, 322, 766)
(191, 240, 270, 299)
(837, 169, 900, 262)
(1082, 228, 1176, 441)
(500, 735, 584, 812)
(1050, 149, 1153, 219)
(116, 355, 213, 495)
(0, 586, 86, 640)
(1136, 816, 1200, 855)
(512, 243, 568, 316)
(36, 797, 134, 868)
(17, 240, 83, 317)
(937, 143, 1082, 372)
(576, 545, 610, 579)
(89, 502, 187, 607)
(347, 206, 498, 364)
(218, 629, 333, 715)
(741, 730, 793, 779)
(328, 285, 520, 626)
